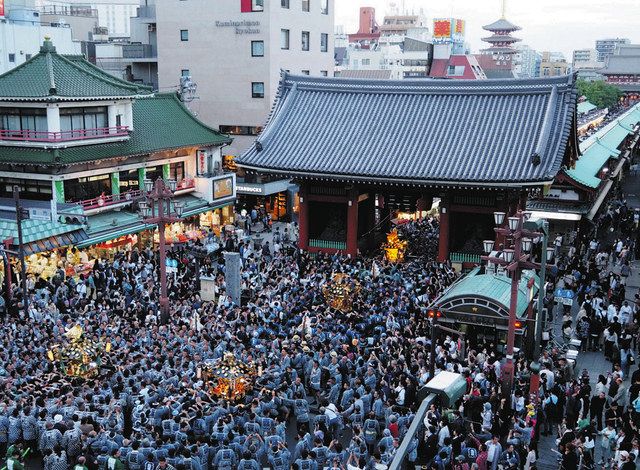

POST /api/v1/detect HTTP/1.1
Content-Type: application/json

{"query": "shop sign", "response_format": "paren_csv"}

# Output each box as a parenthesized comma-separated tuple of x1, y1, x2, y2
(236, 185, 264, 195)
(197, 150, 207, 175)
(215, 19, 260, 35)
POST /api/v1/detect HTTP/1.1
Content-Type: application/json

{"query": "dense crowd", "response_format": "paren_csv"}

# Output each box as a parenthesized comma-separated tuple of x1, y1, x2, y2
(0, 189, 639, 470)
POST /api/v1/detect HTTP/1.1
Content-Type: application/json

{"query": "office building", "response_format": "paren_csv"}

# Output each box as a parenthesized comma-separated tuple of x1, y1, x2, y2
(595, 37, 630, 62)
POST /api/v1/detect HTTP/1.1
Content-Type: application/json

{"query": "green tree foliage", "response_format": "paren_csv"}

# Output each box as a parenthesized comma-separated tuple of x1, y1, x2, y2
(576, 79, 623, 109)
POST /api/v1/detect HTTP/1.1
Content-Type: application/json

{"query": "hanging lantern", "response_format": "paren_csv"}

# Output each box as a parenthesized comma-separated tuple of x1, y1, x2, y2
(200, 353, 257, 401)
(382, 229, 408, 263)
(322, 273, 362, 313)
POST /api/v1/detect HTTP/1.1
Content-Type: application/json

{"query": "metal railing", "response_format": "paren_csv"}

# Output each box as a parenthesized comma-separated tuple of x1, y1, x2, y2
(449, 252, 482, 264)
(0, 126, 129, 143)
(309, 239, 346, 250)
(78, 179, 195, 211)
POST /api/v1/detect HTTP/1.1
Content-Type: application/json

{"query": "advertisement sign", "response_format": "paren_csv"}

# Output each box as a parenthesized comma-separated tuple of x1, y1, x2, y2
(197, 150, 207, 175)
(213, 176, 234, 200)
(0, 1, 4, 18)
(433, 19, 452, 42)
(433, 18, 465, 44)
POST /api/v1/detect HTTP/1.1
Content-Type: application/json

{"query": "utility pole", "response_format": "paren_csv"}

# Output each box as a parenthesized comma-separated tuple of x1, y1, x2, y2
(13, 186, 28, 318)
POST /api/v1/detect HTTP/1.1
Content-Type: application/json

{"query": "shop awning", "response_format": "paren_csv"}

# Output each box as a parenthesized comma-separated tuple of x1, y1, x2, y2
(23, 228, 88, 255)
(76, 223, 151, 248)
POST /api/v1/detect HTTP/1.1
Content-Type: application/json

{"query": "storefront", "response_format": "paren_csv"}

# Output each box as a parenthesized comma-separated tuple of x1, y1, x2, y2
(236, 180, 298, 222)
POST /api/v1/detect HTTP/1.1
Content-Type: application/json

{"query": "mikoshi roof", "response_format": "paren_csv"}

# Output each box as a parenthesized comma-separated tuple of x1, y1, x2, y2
(237, 73, 579, 187)
(0, 39, 152, 101)
(0, 93, 231, 166)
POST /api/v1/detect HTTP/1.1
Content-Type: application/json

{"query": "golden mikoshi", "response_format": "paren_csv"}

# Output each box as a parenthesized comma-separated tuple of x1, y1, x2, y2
(199, 353, 257, 401)
(383, 229, 408, 263)
(47, 325, 111, 379)
(322, 273, 361, 313)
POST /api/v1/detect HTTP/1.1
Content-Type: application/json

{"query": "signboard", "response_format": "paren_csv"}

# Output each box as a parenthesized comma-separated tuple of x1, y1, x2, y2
(236, 185, 264, 195)
(554, 288, 575, 306)
(0, 1, 4, 18)
(197, 150, 207, 175)
(215, 20, 260, 35)
(433, 18, 465, 44)
(547, 188, 580, 201)
(213, 176, 234, 200)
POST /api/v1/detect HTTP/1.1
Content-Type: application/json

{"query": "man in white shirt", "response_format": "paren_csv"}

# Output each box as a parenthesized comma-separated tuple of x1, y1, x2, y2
(619, 301, 633, 325)
(607, 303, 618, 323)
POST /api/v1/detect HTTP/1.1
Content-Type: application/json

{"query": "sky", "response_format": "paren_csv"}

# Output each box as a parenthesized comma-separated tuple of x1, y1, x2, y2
(335, 0, 640, 58)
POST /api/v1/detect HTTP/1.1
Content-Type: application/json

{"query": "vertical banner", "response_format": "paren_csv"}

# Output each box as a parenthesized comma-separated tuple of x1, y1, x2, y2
(0, 1, 5, 18)
(197, 150, 207, 175)
(162, 163, 170, 180)
(111, 172, 120, 195)
(224, 252, 242, 305)
(54, 180, 65, 203)
(138, 167, 146, 189)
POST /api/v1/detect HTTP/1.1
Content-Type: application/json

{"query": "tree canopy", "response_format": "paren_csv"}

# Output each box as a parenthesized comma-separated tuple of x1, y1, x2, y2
(576, 79, 622, 109)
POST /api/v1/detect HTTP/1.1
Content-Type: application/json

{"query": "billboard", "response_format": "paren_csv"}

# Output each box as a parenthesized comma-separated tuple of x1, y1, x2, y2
(0, 1, 4, 18)
(433, 18, 465, 44)
(213, 176, 234, 200)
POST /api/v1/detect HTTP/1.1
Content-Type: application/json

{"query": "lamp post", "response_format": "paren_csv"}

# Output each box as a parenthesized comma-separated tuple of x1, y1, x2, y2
(139, 178, 185, 324)
(482, 210, 553, 395)
(13, 186, 28, 318)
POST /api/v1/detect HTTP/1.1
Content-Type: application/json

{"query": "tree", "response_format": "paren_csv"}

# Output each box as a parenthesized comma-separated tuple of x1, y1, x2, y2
(576, 79, 622, 109)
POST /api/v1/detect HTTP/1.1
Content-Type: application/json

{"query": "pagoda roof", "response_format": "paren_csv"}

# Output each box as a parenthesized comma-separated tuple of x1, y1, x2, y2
(0, 93, 231, 165)
(483, 18, 522, 32)
(236, 73, 579, 187)
(482, 34, 521, 43)
(0, 39, 152, 101)
(481, 46, 519, 53)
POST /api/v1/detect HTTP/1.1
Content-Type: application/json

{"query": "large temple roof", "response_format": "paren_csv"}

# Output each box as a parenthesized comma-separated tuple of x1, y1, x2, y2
(237, 73, 579, 187)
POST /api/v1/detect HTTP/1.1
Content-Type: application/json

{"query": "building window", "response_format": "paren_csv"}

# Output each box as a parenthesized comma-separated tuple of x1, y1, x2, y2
(252, 0, 264, 10)
(8, 54, 15, 63)
(181, 69, 190, 77)
(302, 31, 310, 51)
(219, 125, 263, 136)
(169, 162, 185, 182)
(320, 33, 328, 52)
(302, 0, 310, 11)
(362, 59, 370, 66)
(25, 54, 31, 60)
(251, 40, 264, 57)
(281, 0, 289, 7)
(320, 0, 328, 14)
(252, 82, 265, 98)
(180, 29, 189, 41)
(320, 70, 328, 76)
(0, 107, 47, 133)
(301, 70, 310, 75)
(60, 106, 108, 135)
(280, 29, 290, 50)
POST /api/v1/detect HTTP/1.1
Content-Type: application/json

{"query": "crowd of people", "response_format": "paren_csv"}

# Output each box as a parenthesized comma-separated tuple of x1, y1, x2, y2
(0, 187, 638, 470)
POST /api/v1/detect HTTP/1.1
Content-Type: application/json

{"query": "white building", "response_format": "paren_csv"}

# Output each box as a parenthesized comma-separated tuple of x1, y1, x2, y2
(38, 0, 139, 36)
(0, 2, 81, 74)
(156, 0, 335, 159)
(572, 48, 603, 71)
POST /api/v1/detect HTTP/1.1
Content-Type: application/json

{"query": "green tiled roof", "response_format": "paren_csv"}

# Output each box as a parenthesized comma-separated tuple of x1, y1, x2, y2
(577, 101, 597, 114)
(0, 40, 151, 100)
(438, 268, 539, 319)
(564, 103, 640, 189)
(0, 93, 231, 165)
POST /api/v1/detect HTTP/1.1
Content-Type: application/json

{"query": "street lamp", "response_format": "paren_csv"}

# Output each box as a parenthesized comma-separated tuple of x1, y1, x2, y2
(139, 178, 183, 324)
(482, 210, 552, 395)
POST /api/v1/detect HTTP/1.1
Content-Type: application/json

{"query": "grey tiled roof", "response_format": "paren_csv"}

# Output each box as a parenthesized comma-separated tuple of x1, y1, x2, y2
(237, 73, 578, 186)
(482, 18, 521, 31)
(339, 69, 392, 80)
(602, 55, 640, 75)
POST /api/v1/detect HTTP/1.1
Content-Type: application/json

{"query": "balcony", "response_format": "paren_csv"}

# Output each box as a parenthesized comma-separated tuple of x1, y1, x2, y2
(79, 178, 196, 214)
(0, 126, 130, 148)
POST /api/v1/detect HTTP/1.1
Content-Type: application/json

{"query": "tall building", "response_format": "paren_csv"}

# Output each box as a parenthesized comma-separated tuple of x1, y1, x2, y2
(573, 48, 598, 66)
(595, 37, 630, 62)
(514, 45, 541, 79)
(539, 51, 569, 77)
(477, 14, 521, 78)
(347, 7, 380, 47)
(156, 0, 334, 221)
(38, 0, 140, 36)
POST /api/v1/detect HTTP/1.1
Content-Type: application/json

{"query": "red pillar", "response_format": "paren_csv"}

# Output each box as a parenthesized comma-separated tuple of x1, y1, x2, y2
(346, 188, 359, 257)
(437, 199, 449, 262)
(298, 186, 309, 251)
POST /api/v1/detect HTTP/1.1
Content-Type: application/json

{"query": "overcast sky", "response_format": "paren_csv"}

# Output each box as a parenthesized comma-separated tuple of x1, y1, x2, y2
(335, 0, 640, 58)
